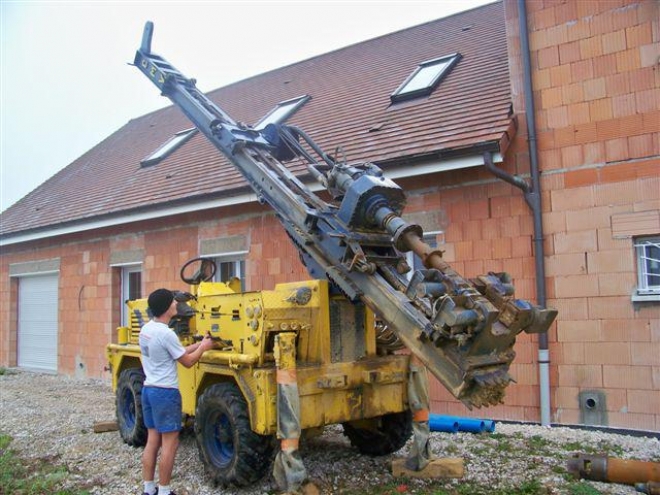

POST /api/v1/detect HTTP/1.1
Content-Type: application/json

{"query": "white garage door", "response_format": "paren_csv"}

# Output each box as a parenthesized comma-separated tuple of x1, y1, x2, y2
(18, 274, 59, 372)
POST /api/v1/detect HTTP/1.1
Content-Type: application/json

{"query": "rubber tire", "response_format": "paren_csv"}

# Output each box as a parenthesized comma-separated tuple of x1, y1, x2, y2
(116, 368, 148, 447)
(342, 410, 413, 456)
(195, 383, 274, 487)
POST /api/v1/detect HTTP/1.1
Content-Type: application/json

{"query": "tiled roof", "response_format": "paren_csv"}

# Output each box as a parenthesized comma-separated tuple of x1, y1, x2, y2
(1, 1, 512, 238)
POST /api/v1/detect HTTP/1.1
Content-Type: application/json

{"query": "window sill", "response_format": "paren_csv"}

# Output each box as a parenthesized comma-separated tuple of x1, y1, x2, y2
(631, 293, 660, 302)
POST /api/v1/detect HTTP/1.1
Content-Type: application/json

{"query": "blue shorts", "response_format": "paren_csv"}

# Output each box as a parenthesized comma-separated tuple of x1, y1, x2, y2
(142, 386, 182, 433)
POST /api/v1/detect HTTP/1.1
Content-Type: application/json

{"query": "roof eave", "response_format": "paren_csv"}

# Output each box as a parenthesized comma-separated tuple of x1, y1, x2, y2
(0, 146, 504, 248)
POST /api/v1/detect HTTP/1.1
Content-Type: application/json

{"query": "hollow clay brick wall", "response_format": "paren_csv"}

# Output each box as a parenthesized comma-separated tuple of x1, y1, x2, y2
(0, 205, 309, 380)
(502, 0, 659, 431)
(1, 1, 657, 432)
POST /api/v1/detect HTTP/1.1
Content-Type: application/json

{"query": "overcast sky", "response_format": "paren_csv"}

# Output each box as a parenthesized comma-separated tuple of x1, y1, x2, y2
(1, 0, 492, 212)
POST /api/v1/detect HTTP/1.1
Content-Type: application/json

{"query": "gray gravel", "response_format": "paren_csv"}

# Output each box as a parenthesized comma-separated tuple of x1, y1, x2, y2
(1, 369, 658, 495)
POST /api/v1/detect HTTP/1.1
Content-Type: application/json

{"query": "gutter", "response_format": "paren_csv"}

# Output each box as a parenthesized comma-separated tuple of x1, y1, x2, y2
(483, 0, 552, 427)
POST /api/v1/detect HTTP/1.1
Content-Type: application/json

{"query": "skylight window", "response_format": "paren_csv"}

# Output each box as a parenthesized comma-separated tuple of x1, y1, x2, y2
(141, 127, 197, 167)
(254, 95, 310, 130)
(391, 53, 461, 103)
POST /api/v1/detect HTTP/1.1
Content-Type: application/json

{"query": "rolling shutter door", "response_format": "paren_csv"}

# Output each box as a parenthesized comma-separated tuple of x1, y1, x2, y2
(17, 274, 59, 372)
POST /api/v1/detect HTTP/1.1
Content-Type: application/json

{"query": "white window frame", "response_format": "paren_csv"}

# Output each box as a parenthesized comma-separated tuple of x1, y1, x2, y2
(391, 54, 461, 104)
(207, 251, 248, 291)
(254, 95, 310, 130)
(120, 264, 142, 326)
(141, 127, 197, 167)
(633, 236, 660, 302)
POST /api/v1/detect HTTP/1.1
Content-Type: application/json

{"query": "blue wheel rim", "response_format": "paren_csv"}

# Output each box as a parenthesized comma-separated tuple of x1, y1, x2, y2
(206, 413, 234, 468)
(121, 388, 136, 429)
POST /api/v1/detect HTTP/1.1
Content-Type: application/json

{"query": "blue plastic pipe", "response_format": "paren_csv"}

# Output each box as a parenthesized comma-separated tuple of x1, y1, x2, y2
(428, 415, 460, 433)
(429, 414, 496, 433)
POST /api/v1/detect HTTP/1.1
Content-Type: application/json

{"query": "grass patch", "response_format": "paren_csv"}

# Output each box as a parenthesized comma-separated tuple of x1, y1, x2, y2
(451, 478, 545, 495)
(527, 435, 553, 451)
(566, 481, 603, 494)
(551, 464, 568, 475)
(342, 478, 549, 495)
(597, 441, 624, 457)
(341, 480, 420, 494)
(563, 439, 625, 458)
(0, 433, 91, 495)
(494, 436, 515, 454)
(562, 441, 596, 453)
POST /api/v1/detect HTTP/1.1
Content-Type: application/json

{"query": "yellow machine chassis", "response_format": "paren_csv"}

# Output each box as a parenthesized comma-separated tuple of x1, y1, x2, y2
(107, 346, 409, 435)
(107, 278, 411, 436)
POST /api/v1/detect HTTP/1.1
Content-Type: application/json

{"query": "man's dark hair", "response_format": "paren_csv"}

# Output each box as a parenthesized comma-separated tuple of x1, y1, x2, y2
(147, 288, 174, 317)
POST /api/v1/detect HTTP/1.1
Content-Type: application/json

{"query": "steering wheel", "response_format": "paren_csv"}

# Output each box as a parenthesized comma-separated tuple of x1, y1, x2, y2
(180, 257, 217, 285)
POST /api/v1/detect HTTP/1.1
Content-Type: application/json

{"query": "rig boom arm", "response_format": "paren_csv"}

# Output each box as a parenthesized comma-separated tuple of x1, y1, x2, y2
(133, 22, 556, 408)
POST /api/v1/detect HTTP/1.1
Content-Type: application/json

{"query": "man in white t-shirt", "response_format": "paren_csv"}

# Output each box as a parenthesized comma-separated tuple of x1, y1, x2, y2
(139, 288, 213, 495)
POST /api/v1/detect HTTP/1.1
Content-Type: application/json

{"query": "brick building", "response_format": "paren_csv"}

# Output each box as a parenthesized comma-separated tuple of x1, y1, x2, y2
(1, 0, 658, 431)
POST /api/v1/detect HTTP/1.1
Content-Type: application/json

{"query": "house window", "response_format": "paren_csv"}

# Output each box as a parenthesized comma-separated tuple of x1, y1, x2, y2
(209, 254, 247, 291)
(391, 54, 461, 104)
(121, 265, 142, 326)
(633, 236, 660, 301)
(254, 95, 310, 130)
(140, 127, 197, 167)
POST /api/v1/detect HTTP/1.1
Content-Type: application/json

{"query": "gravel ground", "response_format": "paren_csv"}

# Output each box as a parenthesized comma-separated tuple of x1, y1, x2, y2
(1, 369, 658, 495)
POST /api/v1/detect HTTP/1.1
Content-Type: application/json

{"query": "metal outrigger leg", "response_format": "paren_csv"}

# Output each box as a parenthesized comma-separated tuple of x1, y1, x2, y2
(272, 332, 307, 492)
(406, 354, 433, 471)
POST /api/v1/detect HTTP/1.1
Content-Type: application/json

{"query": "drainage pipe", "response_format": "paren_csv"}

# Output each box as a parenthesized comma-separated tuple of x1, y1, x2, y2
(517, 0, 552, 428)
(429, 414, 496, 434)
(484, 150, 550, 427)
(482, 0, 552, 427)
(428, 415, 460, 433)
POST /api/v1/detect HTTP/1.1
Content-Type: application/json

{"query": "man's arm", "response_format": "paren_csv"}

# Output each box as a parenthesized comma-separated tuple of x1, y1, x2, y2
(177, 335, 214, 368)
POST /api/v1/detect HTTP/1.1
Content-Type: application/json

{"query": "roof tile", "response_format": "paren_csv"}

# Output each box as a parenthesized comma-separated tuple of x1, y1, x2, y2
(1, 2, 512, 237)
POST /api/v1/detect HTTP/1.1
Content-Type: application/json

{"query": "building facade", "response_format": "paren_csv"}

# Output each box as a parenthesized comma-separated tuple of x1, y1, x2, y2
(1, 0, 658, 431)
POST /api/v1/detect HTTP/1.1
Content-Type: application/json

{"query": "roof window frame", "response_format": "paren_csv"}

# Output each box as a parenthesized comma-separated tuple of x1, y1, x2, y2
(254, 95, 310, 130)
(390, 53, 462, 104)
(140, 127, 198, 167)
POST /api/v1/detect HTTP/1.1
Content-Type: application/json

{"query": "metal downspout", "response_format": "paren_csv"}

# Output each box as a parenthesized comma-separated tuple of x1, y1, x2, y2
(483, 0, 552, 427)
(518, 0, 551, 428)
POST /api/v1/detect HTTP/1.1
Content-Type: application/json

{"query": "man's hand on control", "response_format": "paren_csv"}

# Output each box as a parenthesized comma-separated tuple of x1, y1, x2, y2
(199, 333, 215, 351)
